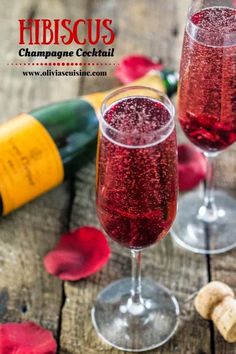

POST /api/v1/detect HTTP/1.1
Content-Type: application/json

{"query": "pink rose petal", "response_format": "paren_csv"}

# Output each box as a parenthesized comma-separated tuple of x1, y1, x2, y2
(44, 226, 110, 281)
(178, 144, 207, 191)
(0, 321, 56, 354)
(115, 55, 163, 83)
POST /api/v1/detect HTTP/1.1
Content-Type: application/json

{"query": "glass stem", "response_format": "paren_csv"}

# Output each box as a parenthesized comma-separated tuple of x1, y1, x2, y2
(198, 154, 218, 222)
(131, 250, 142, 304)
(204, 154, 215, 208)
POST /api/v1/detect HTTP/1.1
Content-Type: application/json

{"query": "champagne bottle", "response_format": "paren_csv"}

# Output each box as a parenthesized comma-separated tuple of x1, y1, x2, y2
(0, 69, 178, 215)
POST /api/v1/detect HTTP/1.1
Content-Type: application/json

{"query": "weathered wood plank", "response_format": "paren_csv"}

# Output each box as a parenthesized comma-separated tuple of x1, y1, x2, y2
(211, 148, 236, 354)
(60, 1, 211, 353)
(0, 0, 84, 339)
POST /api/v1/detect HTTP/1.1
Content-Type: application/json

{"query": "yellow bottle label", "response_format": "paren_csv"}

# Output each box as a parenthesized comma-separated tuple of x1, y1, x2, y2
(0, 114, 64, 215)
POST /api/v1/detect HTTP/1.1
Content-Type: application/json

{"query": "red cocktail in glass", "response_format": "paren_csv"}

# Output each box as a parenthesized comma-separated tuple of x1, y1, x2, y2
(97, 97, 177, 249)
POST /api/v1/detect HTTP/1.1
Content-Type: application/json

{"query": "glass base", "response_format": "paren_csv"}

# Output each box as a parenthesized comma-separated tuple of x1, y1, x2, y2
(171, 190, 236, 255)
(91, 278, 179, 352)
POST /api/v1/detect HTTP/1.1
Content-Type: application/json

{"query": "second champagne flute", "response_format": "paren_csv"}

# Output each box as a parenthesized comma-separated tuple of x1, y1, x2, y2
(92, 86, 179, 351)
(172, 0, 236, 254)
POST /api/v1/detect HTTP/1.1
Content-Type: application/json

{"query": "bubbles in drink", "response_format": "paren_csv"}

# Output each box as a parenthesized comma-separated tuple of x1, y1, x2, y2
(96, 97, 177, 249)
(179, 7, 236, 152)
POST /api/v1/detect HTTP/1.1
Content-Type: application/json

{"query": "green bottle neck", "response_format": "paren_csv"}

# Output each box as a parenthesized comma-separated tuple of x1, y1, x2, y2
(160, 68, 179, 97)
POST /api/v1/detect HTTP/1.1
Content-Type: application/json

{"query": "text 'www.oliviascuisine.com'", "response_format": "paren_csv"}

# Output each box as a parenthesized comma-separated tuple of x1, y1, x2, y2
(22, 69, 107, 77)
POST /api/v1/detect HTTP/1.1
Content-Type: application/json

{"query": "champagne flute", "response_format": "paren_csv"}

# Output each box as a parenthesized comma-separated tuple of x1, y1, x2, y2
(92, 86, 179, 351)
(172, 0, 236, 254)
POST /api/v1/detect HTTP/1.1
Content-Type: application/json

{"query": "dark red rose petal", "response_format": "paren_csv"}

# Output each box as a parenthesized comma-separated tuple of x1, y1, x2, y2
(115, 55, 163, 84)
(44, 226, 110, 281)
(178, 144, 207, 191)
(0, 321, 56, 354)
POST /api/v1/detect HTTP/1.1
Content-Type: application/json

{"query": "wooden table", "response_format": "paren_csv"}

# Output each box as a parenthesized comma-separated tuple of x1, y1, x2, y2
(0, 0, 236, 353)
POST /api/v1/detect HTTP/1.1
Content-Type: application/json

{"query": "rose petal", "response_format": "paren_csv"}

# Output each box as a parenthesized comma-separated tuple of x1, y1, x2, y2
(178, 144, 207, 191)
(0, 321, 56, 354)
(44, 226, 110, 281)
(115, 55, 163, 84)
